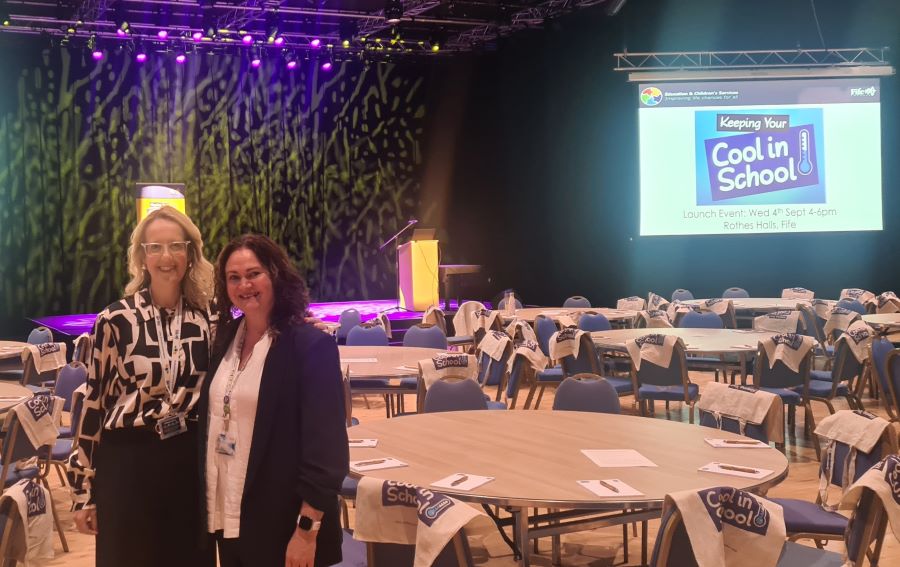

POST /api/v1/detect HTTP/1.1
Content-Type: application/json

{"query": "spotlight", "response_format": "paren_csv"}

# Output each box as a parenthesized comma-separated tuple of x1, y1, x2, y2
(175, 52, 186, 64)
(114, 3, 129, 34)
(157, 30, 169, 39)
(2, 0, 11, 26)
(274, 36, 284, 46)
(310, 38, 321, 48)
(266, 12, 280, 44)
(384, 0, 403, 25)
(136, 51, 147, 63)
(320, 53, 333, 71)
(92, 49, 103, 61)
(286, 58, 297, 70)
(192, 31, 203, 42)
(339, 21, 357, 48)
(250, 48, 261, 68)
(428, 29, 444, 52)
(241, 33, 253, 44)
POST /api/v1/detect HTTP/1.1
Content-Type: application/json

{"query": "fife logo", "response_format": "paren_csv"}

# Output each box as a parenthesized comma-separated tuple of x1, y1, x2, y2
(640, 86, 663, 106)
(700, 487, 771, 535)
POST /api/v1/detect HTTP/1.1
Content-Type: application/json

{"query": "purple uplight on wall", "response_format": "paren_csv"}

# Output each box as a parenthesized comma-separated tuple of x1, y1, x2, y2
(136, 52, 147, 63)
(192, 31, 203, 42)
(251, 57, 261, 68)
(175, 53, 186, 64)
(321, 61, 333, 71)
(242, 34, 253, 44)
(157, 30, 168, 39)
(286, 60, 297, 69)
(310, 38, 321, 48)
(91, 50, 103, 61)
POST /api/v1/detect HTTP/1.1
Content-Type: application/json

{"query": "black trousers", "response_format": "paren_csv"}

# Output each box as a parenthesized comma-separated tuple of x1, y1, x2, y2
(214, 531, 250, 567)
(93, 424, 215, 567)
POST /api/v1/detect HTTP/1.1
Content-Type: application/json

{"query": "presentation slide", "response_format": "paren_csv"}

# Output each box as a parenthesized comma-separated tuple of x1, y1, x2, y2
(638, 78, 883, 236)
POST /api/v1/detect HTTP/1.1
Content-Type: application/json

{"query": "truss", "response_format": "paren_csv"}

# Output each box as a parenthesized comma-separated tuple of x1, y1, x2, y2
(614, 48, 891, 71)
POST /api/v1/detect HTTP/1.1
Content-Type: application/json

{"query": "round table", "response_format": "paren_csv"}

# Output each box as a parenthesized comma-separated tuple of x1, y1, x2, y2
(685, 298, 815, 313)
(591, 328, 778, 384)
(862, 313, 900, 331)
(0, 341, 27, 360)
(349, 411, 788, 565)
(339, 345, 450, 379)
(0, 382, 33, 413)
(503, 307, 637, 325)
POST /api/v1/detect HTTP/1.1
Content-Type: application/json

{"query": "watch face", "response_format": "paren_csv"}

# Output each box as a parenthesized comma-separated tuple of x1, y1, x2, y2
(298, 516, 313, 530)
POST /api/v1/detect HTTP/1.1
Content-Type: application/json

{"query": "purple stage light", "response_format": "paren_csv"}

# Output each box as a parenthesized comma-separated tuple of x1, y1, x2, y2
(91, 50, 103, 61)
(192, 31, 203, 41)
(310, 38, 321, 48)
(274, 36, 285, 46)
(116, 29, 126, 38)
(157, 30, 168, 39)
(251, 58, 261, 68)
(175, 53, 186, 64)
(136, 52, 147, 63)
(286, 60, 297, 69)
(242, 34, 253, 44)
(321, 61, 332, 71)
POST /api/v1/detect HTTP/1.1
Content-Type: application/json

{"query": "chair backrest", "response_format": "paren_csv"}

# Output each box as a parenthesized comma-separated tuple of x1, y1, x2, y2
(560, 334, 602, 378)
(752, 347, 812, 390)
(552, 375, 621, 414)
(402, 324, 448, 349)
(0, 405, 53, 488)
(534, 315, 557, 358)
(363, 527, 475, 567)
(423, 379, 488, 413)
(671, 288, 694, 301)
(632, 341, 690, 388)
(26, 327, 53, 345)
(844, 487, 889, 567)
(872, 339, 899, 420)
(837, 299, 867, 316)
(337, 309, 362, 341)
(20, 345, 64, 388)
(421, 307, 448, 334)
(0, 494, 24, 564)
(828, 338, 865, 388)
(505, 353, 529, 407)
(722, 287, 749, 298)
(563, 296, 591, 308)
(698, 411, 769, 443)
(72, 333, 93, 365)
(797, 303, 827, 344)
(346, 325, 389, 347)
(476, 343, 512, 387)
(678, 311, 723, 329)
(54, 362, 87, 412)
(577, 313, 611, 332)
(821, 430, 896, 489)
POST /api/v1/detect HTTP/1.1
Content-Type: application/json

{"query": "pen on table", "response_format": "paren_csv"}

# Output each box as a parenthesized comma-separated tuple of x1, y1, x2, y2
(354, 459, 386, 467)
(722, 439, 762, 445)
(718, 464, 759, 474)
(450, 474, 469, 487)
(598, 480, 619, 493)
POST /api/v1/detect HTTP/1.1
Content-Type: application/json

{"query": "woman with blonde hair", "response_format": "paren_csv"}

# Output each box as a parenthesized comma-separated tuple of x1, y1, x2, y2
(69, 205, 216, 567)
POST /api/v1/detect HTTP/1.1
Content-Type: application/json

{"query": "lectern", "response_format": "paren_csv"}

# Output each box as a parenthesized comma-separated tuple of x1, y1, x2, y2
(397, 239, 439, 311)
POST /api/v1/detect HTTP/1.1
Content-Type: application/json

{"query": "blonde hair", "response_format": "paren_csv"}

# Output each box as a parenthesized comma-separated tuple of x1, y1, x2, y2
(125, 206, 215, 310)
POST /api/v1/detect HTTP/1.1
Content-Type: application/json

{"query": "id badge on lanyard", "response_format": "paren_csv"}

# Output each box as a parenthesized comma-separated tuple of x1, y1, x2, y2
(153, 300, 188, 440)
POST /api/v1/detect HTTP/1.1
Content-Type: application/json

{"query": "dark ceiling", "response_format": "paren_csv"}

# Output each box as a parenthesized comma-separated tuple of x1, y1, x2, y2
(0, 0, 622, 59)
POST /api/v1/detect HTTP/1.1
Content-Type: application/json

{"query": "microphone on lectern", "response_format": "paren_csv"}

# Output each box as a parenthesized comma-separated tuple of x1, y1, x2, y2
(408, 218, 418, 225)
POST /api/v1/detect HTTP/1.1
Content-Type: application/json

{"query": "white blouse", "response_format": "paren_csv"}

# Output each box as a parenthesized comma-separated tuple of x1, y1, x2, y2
(206, 321, 272, 537)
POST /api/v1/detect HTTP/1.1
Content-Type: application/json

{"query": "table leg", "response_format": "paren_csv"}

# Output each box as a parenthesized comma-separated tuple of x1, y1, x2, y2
(641, 520, 648, 566)
(740, 353, 748, 385)
(513, 508, 531, 566)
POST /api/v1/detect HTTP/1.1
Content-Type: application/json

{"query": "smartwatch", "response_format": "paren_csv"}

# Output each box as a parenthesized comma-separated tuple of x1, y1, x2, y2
(297, 515, 322, 532)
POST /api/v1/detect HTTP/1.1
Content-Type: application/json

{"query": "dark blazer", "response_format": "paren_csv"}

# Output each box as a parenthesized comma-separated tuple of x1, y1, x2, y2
(199, 320, 349, 566)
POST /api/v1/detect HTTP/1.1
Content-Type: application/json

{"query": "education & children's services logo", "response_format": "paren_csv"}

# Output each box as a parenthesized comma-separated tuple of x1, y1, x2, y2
(640, 87, 663, 106)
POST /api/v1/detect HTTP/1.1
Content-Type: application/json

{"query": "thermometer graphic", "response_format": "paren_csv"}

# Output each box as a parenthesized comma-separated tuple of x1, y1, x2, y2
(797, 129, 813, 175)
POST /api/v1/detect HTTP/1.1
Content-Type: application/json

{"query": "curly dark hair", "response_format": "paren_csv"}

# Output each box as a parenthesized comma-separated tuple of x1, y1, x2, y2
(213, 234, 309, 353)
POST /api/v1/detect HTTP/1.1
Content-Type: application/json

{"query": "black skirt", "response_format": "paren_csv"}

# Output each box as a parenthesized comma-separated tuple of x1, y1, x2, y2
(93, 423, 215, 567)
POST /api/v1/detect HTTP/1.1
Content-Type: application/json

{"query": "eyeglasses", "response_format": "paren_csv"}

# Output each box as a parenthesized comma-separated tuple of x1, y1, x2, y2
(141, 241, 191, 256)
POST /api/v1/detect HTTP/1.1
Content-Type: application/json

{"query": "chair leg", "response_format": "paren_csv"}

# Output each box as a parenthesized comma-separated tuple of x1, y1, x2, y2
(534, 386, 546, 410)
(40, 477, 68, 552)
(523, 383, 537, 410)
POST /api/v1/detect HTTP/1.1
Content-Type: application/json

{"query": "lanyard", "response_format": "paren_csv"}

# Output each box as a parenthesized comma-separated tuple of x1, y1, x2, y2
(222, 322, 248, 431)
(152, 299, 184, 405)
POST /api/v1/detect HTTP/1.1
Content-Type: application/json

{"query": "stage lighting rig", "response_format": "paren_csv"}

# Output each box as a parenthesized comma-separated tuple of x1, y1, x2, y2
(1, 0, 10, 26)
(114, 3, 129, 35)
(384, 0, 403, 25)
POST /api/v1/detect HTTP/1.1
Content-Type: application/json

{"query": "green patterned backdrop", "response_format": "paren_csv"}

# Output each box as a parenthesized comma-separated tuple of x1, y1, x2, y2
(0, 45, 428, 330)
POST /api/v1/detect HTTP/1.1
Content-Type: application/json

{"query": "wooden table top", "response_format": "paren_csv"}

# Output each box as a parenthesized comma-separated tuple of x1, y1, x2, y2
(504, 307, 638, 324)
(862, 313, 900, 330)
(685, 298, 814, 312)
(339, 345, 450, 378)
(0, 382, 33, 412)
(0, 341, 27, 361)
(591, 328, 778, 354)
(349, 411, 788, 509)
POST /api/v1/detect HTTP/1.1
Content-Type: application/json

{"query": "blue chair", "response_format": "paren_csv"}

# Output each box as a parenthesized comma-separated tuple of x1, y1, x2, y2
(872, 338, 899, 421)
(336, 308, 362, 343)
(345, 325, 395, 416)
(771, 419, 897, 547)
(836, 299, 867, 316)
(504, 352, 530, 409)
(55, 362, 87, 438)
(678, 311, 732, 382)
(20, 346, 59, 395)
(671, 288, 694, 301)
(336, 527, 475, 567)
(475, 340, 513, 409)
(577, 312, 611, 332)
(423, 378, 489, 413)
(808, 339, 864, 414)
(563, 296, 591, 308)
(629, 338, 698, 423)
(531, 315, 564, 399)
(26, 327, 53, 345)
(346, 325, 389, 347)
(722, 287, 749, 298)
(752, 344, 816, 452)
(402, 324, 448, 349)
(798, 303, 830, 348)
(552, 375, 621, 414)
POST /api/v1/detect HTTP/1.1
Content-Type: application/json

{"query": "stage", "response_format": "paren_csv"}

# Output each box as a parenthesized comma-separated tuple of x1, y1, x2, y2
(30, 298, 469, 338)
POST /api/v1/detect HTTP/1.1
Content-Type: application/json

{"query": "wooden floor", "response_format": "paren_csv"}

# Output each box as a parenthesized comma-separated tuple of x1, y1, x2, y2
(42, 368, 899, 566)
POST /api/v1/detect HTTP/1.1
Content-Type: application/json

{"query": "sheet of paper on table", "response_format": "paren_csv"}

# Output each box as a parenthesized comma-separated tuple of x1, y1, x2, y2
(698, 462, 773, 479)
(577, 479, 643, 497)
(348, 438, 378, 448)
(350, 457, 407, 472)
(705, 438, 769, 449)
(581, 449, 658, 468)
(431, 473, 494, 491)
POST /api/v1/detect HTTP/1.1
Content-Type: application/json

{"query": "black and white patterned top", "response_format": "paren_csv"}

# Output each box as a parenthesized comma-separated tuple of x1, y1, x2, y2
(67, 289, 212, 508)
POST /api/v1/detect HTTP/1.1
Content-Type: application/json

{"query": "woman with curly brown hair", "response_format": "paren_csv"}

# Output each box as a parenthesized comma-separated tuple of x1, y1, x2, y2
(200, 234, 348, 567)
